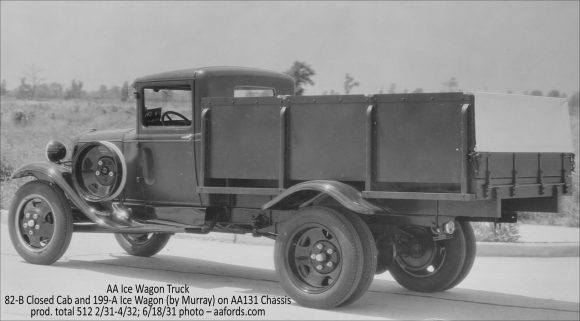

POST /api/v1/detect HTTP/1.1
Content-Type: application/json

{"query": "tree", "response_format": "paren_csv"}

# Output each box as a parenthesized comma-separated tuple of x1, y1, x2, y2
(120, 81, 129, 102)
(16, 78, 33, 99)
(65, 79, 84, 99)
(569, 91, 579, 107)
(547, 90, 562, 98)
(529, 90, 543, 96)
(0, 80, 7, 96)
(412, 88, 423, 93)
(323, 89, 339, 95)
(387, 83, 396, 94)
(442, 77, 459, 92)
(344, 73, 360, 94)
(285, 61, 315, 95)
(22, 65, 44, 99)
(48, 82, 63, 99)
(98, 85, 108, 99)
(108, 85, 121, 100)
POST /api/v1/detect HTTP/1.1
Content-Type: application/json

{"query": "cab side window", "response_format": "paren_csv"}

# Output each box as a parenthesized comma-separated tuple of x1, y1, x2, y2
(143, 87, 192, 127)
(234, 86, 275, 97)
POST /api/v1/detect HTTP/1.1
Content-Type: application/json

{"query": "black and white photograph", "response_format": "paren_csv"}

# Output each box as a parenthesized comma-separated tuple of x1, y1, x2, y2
(1, 1, 579, 320)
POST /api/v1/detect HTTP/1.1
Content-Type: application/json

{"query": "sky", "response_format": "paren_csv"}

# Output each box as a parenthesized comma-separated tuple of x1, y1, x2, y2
(1, 1, 579, 95)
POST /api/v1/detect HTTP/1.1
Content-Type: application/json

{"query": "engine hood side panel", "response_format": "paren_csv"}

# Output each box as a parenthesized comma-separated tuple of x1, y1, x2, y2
(77, 128, 135, 143)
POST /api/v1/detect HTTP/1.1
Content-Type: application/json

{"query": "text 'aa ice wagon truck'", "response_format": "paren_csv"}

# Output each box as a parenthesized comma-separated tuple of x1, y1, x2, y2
(8, 67, 575, 309)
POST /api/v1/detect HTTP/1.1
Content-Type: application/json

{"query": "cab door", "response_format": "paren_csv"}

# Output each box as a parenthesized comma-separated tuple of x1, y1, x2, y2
(134, 81, 201, 206)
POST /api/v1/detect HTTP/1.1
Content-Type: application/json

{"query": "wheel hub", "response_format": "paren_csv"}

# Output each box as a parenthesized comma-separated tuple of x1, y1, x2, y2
(395, 226, 444, 277)
(309, 241, 339, 274)
(17, 198, 54, 249)
(94, 157, 116, 186)
(23, 216, 38, 236)
(288, 224, 343, 291)
(314, 253, 326, 262)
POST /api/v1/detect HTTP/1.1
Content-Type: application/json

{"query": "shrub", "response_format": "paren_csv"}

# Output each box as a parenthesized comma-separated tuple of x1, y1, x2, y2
(0, 156, 14, 182)
(12, 110, 28, 126)
(472, 222, 521, 242)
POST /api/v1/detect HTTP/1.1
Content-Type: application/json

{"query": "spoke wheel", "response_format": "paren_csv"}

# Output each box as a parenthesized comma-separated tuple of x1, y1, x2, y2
(114, 233, 171, 257)
(275, 206, 376, 309)
(9, 181, 73, 265)
(389, 223, 466, 293)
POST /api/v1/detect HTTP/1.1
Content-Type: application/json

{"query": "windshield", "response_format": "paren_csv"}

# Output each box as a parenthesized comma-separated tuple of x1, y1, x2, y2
(143, 87, 192, 127)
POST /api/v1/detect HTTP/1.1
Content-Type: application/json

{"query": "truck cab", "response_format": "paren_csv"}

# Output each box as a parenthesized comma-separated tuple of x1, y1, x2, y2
(126, 67, 294, 206)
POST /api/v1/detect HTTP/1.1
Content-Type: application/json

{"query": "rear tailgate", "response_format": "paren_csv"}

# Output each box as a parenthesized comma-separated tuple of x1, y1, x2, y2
(470, 92, 575, 199)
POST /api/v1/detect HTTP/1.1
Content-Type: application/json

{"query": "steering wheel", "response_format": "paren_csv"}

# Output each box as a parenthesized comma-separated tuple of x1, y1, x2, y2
(161, 111, 191, 126)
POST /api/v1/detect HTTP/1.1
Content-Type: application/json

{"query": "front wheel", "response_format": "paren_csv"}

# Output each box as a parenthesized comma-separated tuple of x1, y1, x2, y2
(389, 223, 467, 292)
(8, 181, 73, 265)
(114, 233, 171, 257)
(274, 206, 376, 309)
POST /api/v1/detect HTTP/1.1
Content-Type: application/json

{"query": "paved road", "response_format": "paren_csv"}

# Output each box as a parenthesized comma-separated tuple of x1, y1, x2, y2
(1, 222, 578, 320)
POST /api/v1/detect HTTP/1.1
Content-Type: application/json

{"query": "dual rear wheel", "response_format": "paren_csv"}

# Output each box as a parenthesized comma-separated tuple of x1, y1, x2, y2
(274, 206, 377, 309)
(275, 206, 477, 308)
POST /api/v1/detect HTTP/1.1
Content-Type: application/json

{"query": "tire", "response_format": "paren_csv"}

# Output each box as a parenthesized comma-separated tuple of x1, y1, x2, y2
(274, 206, 376, 309)
(338, 209, 377, 307)
(389, 223, 466, 293)
(72, 141, 127, 202)
(442, 221, 476, 290)
(8, 181, 73, 265)
(114, 233, 171, 257)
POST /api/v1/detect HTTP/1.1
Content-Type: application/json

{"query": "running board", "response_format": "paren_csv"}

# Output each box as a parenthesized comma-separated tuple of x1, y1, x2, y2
(73, 218, 212, 234)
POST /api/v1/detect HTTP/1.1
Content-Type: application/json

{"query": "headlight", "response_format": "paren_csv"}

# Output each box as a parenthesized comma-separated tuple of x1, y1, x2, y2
(45, 141, 67, 163)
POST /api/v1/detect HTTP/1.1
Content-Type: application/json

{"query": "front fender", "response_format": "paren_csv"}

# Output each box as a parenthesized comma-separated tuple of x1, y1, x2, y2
(262, 180, 388, 215)
(12, 162, 66, 182)
(11, 162, 132, 229)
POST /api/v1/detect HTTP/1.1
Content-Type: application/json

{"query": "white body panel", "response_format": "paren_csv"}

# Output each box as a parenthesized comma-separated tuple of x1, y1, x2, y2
(472, 92, 574, 153)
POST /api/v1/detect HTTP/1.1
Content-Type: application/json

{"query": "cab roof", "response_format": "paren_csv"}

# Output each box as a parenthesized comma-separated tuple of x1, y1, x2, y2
(134, 66, 293, 84)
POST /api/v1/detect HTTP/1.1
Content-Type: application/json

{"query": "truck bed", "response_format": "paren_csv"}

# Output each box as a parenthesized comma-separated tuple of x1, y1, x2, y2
(198, 92, 574, 202)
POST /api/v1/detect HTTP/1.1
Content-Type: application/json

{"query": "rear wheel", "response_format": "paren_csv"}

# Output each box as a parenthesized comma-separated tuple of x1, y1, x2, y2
(443, 221, 476, 290)
(8, 181, 73, 265)
(389, 223, 466, 292)
(274, 206, 376, 309)
(114, 233, 171, 257)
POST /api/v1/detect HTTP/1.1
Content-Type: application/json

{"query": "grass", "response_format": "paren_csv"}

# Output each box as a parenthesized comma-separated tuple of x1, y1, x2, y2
(0, 97, 135, 208)
(0, 96, 578, 227)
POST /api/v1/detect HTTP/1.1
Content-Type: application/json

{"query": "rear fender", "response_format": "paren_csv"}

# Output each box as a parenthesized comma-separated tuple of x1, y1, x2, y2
(262, 180, 389, 215)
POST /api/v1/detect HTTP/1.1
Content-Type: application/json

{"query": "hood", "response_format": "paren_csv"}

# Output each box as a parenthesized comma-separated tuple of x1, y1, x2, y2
(76, 128, 135, 143)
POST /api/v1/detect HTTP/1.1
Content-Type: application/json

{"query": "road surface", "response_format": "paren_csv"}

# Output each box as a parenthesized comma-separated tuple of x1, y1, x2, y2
(1, 222, 578, 320)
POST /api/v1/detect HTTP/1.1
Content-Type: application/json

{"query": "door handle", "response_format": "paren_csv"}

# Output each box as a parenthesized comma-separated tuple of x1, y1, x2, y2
(181, 133, 193, 141)
(182, 133, 202, 141)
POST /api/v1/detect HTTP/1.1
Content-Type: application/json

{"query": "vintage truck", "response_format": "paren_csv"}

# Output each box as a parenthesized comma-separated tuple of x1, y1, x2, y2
(8, 66, 575, 309)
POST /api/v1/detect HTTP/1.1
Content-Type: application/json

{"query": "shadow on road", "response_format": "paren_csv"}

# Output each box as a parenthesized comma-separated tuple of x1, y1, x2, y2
(52, 253, 580, 320)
